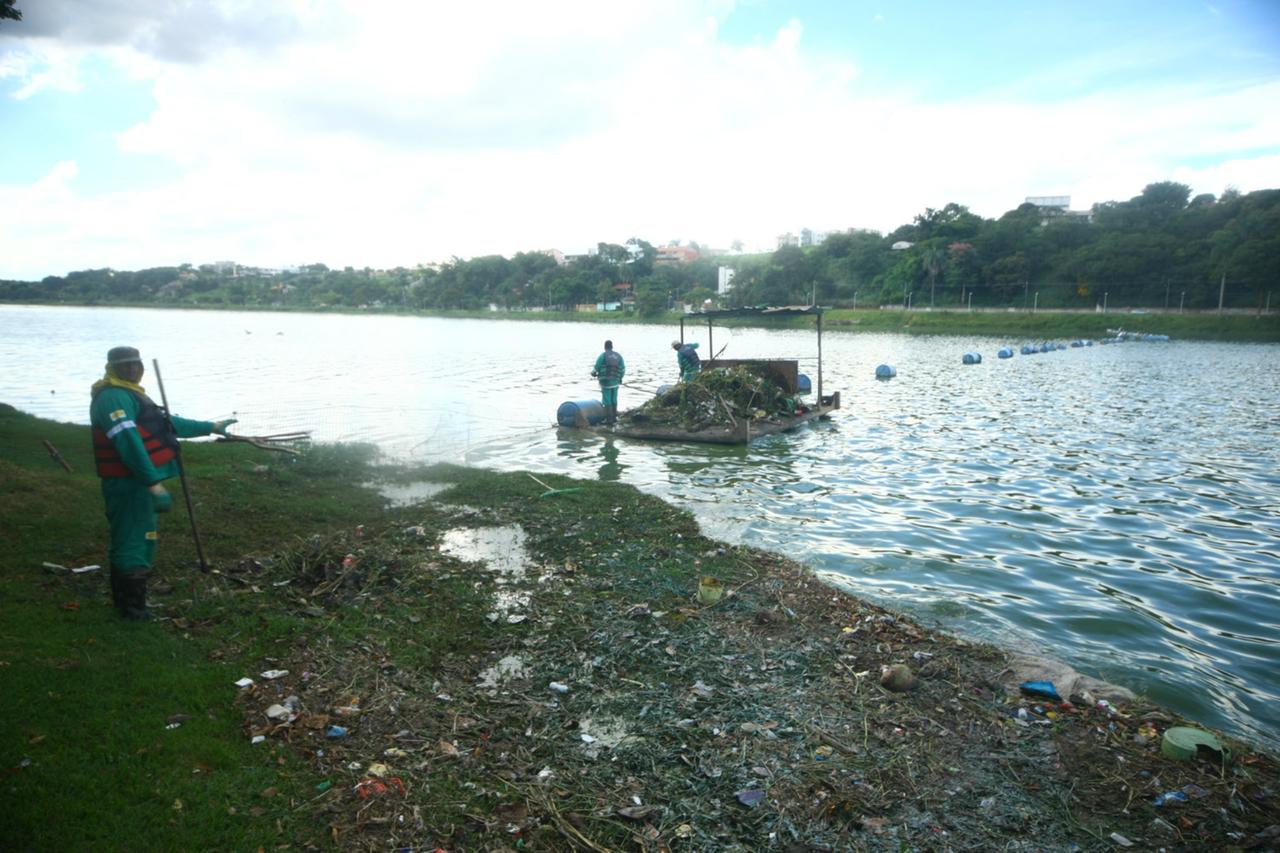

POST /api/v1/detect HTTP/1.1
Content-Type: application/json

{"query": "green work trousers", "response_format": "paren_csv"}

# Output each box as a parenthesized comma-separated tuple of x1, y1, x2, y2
(599, 383, 619, 408)
(101, 478, 158, 572)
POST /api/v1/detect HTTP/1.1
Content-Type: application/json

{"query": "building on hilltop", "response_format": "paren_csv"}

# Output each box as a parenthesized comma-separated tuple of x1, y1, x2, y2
(717, 266, 735, 296)
(655, 245, 700, 265)
(1025, 196, 1093, 224)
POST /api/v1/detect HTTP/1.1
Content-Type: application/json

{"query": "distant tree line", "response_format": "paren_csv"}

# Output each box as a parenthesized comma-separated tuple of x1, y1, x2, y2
(2, 183, 1276, 314)
(728, 183, 1278, 312)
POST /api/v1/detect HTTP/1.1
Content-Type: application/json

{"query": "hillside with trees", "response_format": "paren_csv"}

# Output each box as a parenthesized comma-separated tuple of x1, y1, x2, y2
(2, 183, 1276, 314)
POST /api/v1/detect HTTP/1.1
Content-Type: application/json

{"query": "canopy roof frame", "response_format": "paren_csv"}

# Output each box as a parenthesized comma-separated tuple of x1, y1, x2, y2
(677, 304, 827, 404)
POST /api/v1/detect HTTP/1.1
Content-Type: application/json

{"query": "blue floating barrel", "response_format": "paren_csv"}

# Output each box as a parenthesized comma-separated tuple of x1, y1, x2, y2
(875, 364, 897, 380)
(1020, 344, 1036, 355)
(655, 384, 674, 396)
(1056, 342, 1067, 350)
(998, 347, 1014, 359)
(796, 373, 812, 395)
(556, 399, 606, 427)
(962, 352, 982, 365)
(1085, 340, 1094, 346)
(1070, 340, 1084, 348)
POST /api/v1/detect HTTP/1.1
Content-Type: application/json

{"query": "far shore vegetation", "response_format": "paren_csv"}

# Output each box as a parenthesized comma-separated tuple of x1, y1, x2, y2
(4, 182, 1278, 341)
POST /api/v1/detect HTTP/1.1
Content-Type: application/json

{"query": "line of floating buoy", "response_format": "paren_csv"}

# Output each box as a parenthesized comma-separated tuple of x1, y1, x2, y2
(874, 331, 1168, 380)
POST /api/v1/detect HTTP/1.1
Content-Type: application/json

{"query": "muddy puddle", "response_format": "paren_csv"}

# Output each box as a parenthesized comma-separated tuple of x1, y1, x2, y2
(370, 480, 450, 506)
(438, 525, 537, 624)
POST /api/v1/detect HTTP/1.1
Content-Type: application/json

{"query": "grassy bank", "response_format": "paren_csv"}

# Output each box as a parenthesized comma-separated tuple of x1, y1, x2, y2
(3, 402, 1278, 851)
(8, 299, 1280, 341)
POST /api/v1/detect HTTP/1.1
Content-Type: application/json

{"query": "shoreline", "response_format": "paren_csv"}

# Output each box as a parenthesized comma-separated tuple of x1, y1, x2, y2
(3, 403, 1277, 850)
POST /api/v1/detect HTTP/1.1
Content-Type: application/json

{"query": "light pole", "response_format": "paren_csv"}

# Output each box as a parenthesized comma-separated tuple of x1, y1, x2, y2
(1103, 291, 1109, 314)
(1179, 291, 1185, 314)
(1033, 291, 1038, 313)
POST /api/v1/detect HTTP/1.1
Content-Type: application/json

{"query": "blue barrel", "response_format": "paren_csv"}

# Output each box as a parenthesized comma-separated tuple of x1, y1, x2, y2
(998, 347, 1014, 359)
(1039, 343, 1052, 353)
(1070, 340, 1084, 348)
(556, 399, 606, 427)
(797, 374, 812, 395)
(1020, 344, 1036, 355)
(875, 364, 897, 379)
(962, 352, 982, 365)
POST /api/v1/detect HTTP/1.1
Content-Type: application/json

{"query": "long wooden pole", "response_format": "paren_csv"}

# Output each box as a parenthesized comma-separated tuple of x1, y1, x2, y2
(151, 359, 209, 573)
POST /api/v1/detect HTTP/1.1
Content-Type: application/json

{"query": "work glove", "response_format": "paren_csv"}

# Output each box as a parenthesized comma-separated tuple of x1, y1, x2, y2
(149, 483, 172, 513)
(212, 418, 238, 435)
(591, 371, 598, 378)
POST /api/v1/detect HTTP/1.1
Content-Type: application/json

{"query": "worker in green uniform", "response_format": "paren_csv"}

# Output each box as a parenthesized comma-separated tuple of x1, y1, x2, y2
(591, 340, 625, 426)
(90, 346, 236, 619)
(672, 339, 700, 382)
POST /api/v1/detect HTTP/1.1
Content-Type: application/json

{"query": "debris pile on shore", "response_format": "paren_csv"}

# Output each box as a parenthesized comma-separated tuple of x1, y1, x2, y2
(622, 366, 801, 432)
(209, 469, 1280, 851)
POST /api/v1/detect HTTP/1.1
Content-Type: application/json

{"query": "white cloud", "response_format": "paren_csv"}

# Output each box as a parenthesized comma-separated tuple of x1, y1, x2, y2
(1, 0, 1278, 279)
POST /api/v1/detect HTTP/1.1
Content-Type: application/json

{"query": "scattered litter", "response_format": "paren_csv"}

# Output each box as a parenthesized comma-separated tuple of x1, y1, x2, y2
(260, 669, 289, 680)
(325, 725, 348, 739)
(250, 735, 265, 745)
(354, 777, 405, 799)
(234, 677, 254, 689)
(1019, 680, 1062, 702)
(1109, 833, 1133, 847)
(1154, 791, 1189, 807)
(736, 789, 766, 807)
(548, 681, 570, 694)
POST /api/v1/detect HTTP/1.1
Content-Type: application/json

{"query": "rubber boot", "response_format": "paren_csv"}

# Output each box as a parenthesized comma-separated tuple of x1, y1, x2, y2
(606, 404, 616, 426)
(108, 565, 128, 616)
(122, 571, 153, 621)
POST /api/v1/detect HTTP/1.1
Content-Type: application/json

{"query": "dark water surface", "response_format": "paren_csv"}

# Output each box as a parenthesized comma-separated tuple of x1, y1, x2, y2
(3, 304, 1278, 747)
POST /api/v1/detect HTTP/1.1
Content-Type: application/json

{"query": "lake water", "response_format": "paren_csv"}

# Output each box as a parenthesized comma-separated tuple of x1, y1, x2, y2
(3, 304, 1278, 748)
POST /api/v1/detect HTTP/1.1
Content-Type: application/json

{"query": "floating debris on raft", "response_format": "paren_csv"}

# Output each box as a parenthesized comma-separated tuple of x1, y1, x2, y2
(622, 366, 800, 433)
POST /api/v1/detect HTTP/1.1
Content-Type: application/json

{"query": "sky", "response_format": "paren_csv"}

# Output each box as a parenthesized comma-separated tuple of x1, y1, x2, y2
(1, 0, 1278, 280)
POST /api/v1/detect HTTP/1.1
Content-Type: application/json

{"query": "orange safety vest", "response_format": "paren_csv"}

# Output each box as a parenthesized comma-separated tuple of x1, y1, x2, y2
(91, 389, 179, 478)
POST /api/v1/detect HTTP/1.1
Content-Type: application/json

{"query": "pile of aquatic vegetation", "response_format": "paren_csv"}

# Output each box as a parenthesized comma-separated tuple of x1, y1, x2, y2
(624, 366, 797, 431)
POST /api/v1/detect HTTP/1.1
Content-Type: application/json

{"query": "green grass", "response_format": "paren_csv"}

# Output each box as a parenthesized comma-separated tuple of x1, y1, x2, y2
(0, 404, 396, 851)
(819, 307, 1280, 341)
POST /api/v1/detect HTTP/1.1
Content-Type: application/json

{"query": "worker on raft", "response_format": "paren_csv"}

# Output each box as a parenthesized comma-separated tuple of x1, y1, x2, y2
(90, 346, 236, 619)
(672, 339, 700, 382)
(591, 339, 625, 426)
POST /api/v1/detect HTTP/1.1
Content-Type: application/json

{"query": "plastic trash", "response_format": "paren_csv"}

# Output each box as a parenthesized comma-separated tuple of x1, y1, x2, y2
(234, 677, 254, 688)
(260, 669, 289, 680)
(1019, 680, 1062, 702)
(697, 576, 724, 605)
(325, 725, 349, 739)
(1161, 726, 1230, 762)
(548, 682, 570, 694)
(736, 789, 765, 807)
(1154, 791, 1188, 807)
